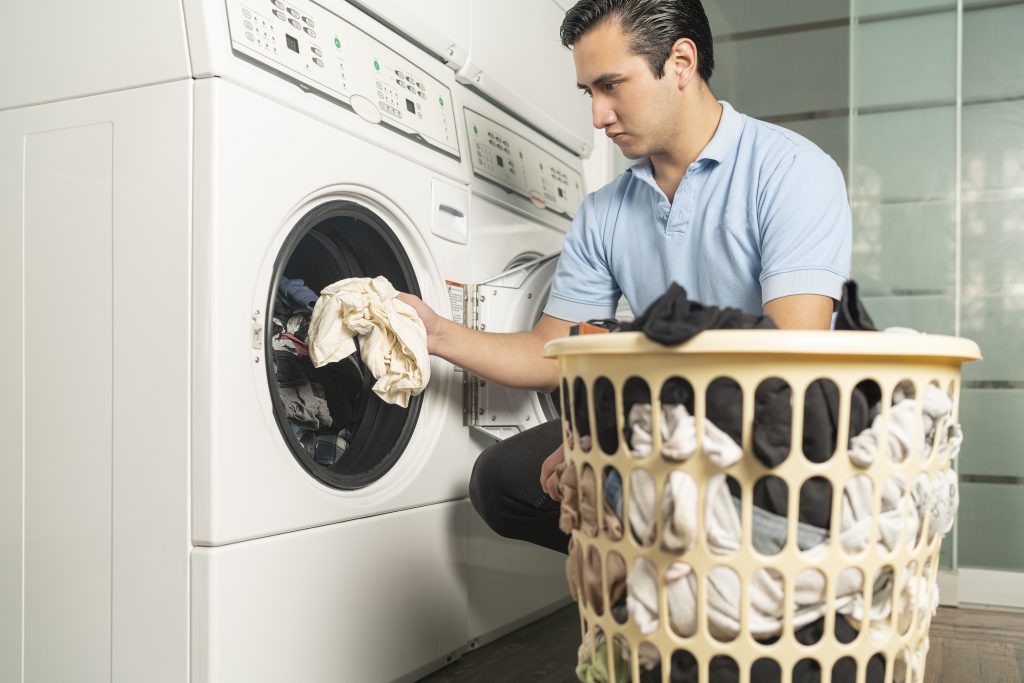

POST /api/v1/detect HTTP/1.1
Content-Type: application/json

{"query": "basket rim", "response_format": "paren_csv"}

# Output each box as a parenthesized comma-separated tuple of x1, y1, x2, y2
(544, 329, 982, 362)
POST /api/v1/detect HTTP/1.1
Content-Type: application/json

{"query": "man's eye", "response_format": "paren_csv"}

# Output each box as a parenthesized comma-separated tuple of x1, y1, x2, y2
(603, 82, 619, 92)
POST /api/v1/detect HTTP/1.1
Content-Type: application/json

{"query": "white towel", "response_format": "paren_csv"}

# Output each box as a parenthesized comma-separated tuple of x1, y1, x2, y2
(308, 276, 430, 408)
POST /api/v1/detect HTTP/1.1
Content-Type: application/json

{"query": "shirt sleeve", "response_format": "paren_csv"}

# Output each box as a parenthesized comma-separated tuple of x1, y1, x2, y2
(543, 193, 621, 322)
(757, 150, 851, 306)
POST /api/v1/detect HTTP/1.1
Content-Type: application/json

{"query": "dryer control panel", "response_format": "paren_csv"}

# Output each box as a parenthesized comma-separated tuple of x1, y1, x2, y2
(225, 0, 459, 157)
(465, 108, 584, 218)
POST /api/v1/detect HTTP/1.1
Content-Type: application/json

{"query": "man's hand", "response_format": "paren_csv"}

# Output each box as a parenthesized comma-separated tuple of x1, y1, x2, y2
(539, 444, 565, 501)
(396, 292, 446, 354)
(395, 294, 569, 391)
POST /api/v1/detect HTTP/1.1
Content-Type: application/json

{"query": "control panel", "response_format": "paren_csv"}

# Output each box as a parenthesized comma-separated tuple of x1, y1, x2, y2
(226, 0, 459, 157)
(464, 108, 584, 218)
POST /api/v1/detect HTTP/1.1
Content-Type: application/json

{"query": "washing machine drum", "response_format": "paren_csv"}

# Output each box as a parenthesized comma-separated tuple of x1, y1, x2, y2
(265, 201, 423, 491)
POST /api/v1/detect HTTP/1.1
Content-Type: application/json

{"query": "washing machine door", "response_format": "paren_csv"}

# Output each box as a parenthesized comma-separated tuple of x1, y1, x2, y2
(264, 200, 428, 491)
(466, 252, 560, 440)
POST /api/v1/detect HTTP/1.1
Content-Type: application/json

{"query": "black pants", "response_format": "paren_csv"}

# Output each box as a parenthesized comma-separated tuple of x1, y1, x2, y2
(468, 418, 570, 554)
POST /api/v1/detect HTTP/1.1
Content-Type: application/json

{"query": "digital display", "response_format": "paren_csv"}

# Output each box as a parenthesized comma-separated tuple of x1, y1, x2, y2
(406, 98, 416, 114)
(286, 34, 299, 53)
(496, 155, 504, 168)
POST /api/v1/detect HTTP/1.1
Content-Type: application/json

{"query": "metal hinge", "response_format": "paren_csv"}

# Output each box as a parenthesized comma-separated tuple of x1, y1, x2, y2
(463, 283, 480, 426)
(464, 374, 481, 427)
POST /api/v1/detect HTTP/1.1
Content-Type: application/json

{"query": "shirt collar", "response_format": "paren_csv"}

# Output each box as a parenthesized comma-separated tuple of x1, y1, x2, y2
(696, 100, 742, 164)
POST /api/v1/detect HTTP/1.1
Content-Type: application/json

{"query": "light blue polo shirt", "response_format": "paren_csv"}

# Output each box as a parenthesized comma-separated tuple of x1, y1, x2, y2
(544, 101, 851, 322)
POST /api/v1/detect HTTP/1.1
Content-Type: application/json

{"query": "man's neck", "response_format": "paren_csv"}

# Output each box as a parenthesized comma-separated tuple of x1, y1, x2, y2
(650, 98, 724, 204)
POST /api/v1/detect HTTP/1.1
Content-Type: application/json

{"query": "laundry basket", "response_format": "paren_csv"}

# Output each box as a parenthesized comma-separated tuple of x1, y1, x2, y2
(545, 330, 981, 683)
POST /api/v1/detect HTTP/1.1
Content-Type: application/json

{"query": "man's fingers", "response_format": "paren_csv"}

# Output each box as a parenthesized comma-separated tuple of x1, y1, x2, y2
(545, 472, 562, 502)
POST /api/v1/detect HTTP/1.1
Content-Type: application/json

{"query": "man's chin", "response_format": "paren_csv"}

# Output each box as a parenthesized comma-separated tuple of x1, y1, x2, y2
(612, 136, 644, 158)
(618, 144, 644, 160)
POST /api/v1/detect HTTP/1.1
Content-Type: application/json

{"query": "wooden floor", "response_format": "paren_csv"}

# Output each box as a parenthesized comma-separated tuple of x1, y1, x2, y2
(418, 605, 1024, 683)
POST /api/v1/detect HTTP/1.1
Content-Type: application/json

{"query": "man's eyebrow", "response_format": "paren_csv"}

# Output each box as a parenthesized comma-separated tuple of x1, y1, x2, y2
(577, 72, 624, 90)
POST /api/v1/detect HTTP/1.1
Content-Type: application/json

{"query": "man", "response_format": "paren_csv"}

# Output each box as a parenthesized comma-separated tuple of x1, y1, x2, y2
(399, 0, 850, 554)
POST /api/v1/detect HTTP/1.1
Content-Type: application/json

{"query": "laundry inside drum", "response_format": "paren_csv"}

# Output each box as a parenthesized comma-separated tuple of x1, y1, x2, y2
(265, 201, 423, 491)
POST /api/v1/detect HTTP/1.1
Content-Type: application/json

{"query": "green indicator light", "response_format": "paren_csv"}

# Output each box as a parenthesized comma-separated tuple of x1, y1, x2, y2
(438, 96, 444, 107)
(334, 36, 341, 48)
(519, 151, 523, 159)
(373, 59, 380, 71)
(540, 163, 544, 170)
(473, 125, 478, 134)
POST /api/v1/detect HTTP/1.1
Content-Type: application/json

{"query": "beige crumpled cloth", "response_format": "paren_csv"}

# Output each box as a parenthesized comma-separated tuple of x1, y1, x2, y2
(308, 276, 430, 408)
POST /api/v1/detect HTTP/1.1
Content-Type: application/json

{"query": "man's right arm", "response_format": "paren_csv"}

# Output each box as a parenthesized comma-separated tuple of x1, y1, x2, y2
(398, 292, 573, 392)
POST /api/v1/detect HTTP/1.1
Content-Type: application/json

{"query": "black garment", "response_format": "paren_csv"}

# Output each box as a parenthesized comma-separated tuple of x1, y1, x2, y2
(750, 378, 872, 528)
(626, 282, 777, 344)
(271, 305, 368, 465)
(468, 418, 569, 554)
(835, 279, 877, 332)
(313, 356, 365, 429)
(638, 615, 884, 683)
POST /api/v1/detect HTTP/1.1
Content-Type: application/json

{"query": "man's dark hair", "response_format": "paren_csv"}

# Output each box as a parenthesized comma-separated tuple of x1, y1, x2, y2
(560, 0, 715, 84)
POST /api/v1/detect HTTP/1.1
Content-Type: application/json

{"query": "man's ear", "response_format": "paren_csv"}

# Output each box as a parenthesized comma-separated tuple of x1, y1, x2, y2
(668, 37, 698, 88)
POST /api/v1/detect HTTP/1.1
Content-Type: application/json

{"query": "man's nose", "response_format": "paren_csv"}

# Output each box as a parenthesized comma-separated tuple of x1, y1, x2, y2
(592, 98, 616, 130)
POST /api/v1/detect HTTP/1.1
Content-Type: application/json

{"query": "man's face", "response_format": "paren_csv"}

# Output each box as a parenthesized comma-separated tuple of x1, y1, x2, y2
(573, 19, 680, 159)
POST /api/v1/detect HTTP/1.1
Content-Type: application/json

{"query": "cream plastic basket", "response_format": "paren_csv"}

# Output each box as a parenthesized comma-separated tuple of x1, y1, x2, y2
(545, 330, 981, 683)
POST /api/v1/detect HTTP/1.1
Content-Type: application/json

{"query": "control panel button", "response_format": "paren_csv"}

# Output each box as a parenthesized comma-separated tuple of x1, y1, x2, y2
(289, 18, 301, 29)
(313, 57, 324, 67)
(287, 7, 300, 18)
(242, 8, 252, 18)
(304, 27, 316, 37)
(311, 46, 322, 57)
(273, 9, 286, 20)
(272, 0, 284, 7)
(302, 16, 314, 27)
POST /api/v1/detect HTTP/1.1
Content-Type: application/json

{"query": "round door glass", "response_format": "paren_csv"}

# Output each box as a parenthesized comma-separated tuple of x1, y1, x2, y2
(265, 200, 423, 490)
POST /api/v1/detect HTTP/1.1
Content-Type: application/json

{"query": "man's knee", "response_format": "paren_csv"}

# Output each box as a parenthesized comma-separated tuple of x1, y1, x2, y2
(468, 443, 511, 526)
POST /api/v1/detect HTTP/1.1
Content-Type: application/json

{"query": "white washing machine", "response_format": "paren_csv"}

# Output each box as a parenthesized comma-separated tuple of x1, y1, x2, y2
(452, 85, 587, 647)
(0, 2, 480, 682)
